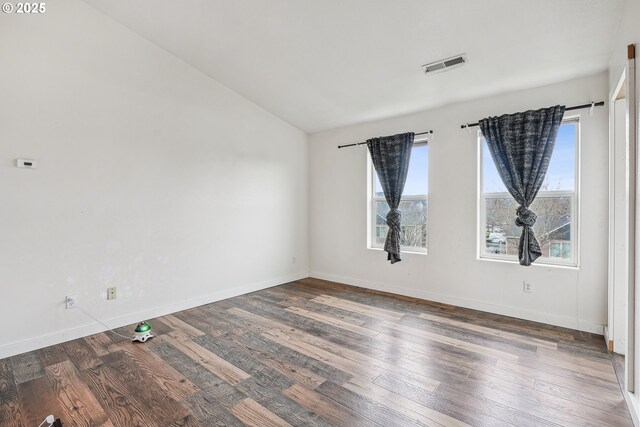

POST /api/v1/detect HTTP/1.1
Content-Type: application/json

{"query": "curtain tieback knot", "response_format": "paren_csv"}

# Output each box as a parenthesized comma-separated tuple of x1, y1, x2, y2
(515, 205, 537, 227)
(386, 208, 402, 229)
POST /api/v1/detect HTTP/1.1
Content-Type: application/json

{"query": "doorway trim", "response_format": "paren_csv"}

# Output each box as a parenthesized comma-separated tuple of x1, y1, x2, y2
(628, 43, 637, 394)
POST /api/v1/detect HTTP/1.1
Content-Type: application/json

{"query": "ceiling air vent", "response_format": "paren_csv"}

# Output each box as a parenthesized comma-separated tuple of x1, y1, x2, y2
(422, 54, 467, 75)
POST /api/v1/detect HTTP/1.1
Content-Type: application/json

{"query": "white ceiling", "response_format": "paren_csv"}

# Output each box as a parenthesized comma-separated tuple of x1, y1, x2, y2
(82, 0, 624, 133)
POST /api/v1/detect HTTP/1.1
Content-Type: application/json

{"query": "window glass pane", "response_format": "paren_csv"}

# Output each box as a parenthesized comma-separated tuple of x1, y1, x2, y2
(482, 122, 576, 193)
(375, 199, 428, 249)
(483, 196, 515, 255)
(544, 122, 576, 191)
(374, 144, 428, 197)
(482, 143, 508, 193)
(483, 195, 572, 259)
(550, 242, 570, 258)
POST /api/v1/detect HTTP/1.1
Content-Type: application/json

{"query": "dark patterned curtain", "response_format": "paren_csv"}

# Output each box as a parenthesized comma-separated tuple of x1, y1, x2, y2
(367, 133, 414, 264)
(479, 105, 565, 266)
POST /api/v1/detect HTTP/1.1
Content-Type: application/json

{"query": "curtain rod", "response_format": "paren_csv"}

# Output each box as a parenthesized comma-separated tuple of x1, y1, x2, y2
(460, 101, 605, 129)
(338, 130, 433, 149)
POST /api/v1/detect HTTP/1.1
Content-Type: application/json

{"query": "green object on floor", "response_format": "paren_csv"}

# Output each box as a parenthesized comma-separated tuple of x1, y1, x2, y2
(132, 321, 154, 342)
(135, 321, 151, 333)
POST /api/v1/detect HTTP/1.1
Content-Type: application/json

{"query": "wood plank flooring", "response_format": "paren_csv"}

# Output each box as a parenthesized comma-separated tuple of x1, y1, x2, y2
(0, 278, 632, 426)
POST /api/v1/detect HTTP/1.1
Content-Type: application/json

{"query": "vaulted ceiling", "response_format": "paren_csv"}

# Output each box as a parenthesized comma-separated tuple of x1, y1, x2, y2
(82, 0, 624, 133)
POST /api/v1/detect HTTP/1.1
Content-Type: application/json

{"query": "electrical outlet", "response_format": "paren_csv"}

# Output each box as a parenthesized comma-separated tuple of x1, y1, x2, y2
(66, 295, 78, 309)
(523, 281, 533, 293)
(107, 286, 117, 300)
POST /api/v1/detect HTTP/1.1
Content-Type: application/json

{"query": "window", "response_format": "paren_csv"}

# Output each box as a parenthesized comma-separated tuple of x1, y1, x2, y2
(369, 142, 428, 252)
(479, 119, 578, 266)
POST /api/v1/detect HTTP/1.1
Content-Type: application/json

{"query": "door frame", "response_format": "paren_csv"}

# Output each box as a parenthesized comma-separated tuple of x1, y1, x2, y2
(608, 44, 637, 394)
(608, 68, 627, 354)
(629, 44, 638, 393)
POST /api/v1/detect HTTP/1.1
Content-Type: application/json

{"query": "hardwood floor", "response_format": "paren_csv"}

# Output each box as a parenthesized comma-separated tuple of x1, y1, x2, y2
(0, 278, 632, 426)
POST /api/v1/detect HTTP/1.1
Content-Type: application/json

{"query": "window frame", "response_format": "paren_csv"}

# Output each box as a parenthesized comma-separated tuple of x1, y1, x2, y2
(367, 139, 429, 254)
(477, 117, 580, 267)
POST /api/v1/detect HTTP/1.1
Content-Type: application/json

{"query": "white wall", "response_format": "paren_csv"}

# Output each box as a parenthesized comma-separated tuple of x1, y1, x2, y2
(310, 73, 609, 334)
(609, 0, 640, 424)
(0, 0, 309, 358)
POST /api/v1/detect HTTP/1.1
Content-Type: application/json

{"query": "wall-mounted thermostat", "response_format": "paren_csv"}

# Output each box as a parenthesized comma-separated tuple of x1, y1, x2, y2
(17, 159, 38, 169)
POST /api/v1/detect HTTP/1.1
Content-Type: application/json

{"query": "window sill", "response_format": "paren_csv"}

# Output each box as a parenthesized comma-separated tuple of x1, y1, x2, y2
(477, 255, 578, 270)
(368, 247, 428, 255)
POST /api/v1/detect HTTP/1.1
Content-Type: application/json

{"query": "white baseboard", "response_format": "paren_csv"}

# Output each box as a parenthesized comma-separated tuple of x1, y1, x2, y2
(0, 271, 310, 359)
(625, 390, 639, 427)
(310, 271, 604, 335)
